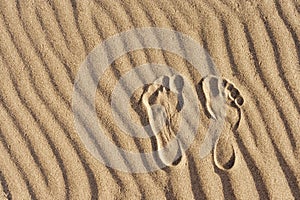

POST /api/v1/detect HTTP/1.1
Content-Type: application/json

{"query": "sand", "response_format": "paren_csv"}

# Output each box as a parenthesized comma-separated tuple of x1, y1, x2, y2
(0, 0, 299, 199)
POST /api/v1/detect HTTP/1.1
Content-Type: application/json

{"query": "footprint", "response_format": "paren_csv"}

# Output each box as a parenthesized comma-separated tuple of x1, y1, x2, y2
(199, 75, 244, 170)
(141, 75, 185, 167)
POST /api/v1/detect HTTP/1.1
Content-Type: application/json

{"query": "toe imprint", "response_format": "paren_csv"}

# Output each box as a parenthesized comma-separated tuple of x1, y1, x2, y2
(235, 96, 244, 106)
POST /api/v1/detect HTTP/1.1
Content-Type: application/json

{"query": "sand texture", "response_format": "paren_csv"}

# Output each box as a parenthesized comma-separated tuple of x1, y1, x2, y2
(0, 0, 300, 199)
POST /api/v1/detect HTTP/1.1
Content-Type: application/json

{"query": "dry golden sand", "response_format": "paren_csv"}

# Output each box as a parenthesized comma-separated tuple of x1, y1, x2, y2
(0, 0, 300, 199)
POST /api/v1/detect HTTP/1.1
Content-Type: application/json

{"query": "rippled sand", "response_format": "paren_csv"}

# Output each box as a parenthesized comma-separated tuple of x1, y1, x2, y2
(0, 0, 299, 199)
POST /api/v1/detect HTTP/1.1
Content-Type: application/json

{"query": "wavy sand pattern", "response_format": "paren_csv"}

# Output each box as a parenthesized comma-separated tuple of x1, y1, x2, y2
(0, 0, 299, 199)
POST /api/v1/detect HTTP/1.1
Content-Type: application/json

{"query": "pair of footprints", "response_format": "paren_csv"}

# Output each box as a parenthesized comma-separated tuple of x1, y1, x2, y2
(137, 75, 244, 170)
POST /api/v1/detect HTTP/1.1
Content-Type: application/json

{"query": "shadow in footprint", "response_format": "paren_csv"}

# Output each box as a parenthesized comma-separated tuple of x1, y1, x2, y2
(195, 79, 212, 119)
(130, 85, 161, 165)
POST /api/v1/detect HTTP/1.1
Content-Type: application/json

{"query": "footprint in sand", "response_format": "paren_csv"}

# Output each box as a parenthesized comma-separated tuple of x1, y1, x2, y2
(141, 75, 185, 167)
(199, 75, 244, 170)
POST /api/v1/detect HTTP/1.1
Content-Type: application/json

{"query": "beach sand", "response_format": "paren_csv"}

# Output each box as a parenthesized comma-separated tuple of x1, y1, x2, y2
(0, 0, 299, 199)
